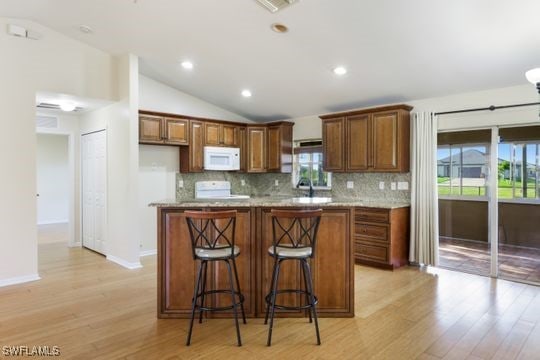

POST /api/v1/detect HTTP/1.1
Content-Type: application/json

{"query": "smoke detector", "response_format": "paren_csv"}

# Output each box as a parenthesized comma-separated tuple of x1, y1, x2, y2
(255, 0, 298, 13)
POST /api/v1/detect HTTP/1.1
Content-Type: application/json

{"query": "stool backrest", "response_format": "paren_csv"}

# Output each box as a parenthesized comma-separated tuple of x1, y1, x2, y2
(185, 210, 237, 259)
(270, 209, 323, 258)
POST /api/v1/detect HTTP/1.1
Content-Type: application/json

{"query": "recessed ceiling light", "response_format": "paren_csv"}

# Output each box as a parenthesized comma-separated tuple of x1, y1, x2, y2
(79, 25, 93, 34)
(333, 66, 347, 76)
(181, 61, 194, 70)
(271, 23, 289, 33)
(241, 90, 252, 98)
(60, 102, 76, 112)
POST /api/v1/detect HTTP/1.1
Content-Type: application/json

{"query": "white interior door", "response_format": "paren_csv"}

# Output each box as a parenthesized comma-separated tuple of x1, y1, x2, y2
(82, 130, 107, 254)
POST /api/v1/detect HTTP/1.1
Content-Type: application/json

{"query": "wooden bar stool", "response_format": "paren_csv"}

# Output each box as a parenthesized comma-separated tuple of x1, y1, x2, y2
(184, 210, 246, 346)
(264, 208, 323, 346)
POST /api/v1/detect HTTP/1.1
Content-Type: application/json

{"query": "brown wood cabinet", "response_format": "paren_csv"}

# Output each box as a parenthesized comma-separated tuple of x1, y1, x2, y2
(139, 114, 189, 145)
(179, 120, 204, 173)
(246, 126, 267, 173)
(204, 122, 239, 147)
(320, 104, 412, 173)
(266, 122, 293, 173)
(354, 207, 410, 269)
(238, 127, 247, 172)
(157, 205, 354, 318)
(158, 207, 255, 318)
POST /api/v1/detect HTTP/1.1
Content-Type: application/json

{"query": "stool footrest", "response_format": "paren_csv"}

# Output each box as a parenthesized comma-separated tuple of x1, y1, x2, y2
(265, 289, 318, 311)
(194, 289, 245, 312)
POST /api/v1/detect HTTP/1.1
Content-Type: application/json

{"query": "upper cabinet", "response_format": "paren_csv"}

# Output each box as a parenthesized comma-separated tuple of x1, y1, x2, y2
(204, 122, 240, 147)
(320, 105, 412, 173)
(266, 122, 293, 173)
(246, 126, 267, 173)
(179, 120, 204, 173)
(139, 113, 189, 145)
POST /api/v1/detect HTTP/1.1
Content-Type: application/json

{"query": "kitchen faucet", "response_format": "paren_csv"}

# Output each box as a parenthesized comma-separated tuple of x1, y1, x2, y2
(296, 177, 314, 198)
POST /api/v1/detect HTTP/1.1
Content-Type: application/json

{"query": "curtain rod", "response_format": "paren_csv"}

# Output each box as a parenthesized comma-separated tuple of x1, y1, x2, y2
(434, 101, 540, 116)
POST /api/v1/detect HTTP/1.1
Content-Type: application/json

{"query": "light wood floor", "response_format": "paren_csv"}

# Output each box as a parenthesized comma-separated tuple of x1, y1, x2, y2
(1, 244, 540, 360)
(38, 223, 69, 244)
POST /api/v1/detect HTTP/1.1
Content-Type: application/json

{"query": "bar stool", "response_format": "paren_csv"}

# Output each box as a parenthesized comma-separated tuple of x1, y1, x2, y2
(184, 210, 246, 346)
(264, 208, 323, 346)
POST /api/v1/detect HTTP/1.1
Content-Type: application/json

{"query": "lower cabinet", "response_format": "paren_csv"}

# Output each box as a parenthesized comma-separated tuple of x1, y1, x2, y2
(354, 207, 410, 269)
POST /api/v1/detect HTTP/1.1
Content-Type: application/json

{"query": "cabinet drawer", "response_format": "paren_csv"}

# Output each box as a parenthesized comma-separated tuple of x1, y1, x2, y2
(355, 208, 389, 223)
(354, 242, 388, 263)
(355, 223, 388, 242)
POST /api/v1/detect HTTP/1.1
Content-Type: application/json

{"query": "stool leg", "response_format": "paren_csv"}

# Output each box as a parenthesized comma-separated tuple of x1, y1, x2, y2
(302, 259, 321, 345)
(301, 258, 313, 323)
(225, 259, 242, 346)
(267, 259, 282, 346)
(186, 261, 203, 346)
(264, 257, 278, 325)
(231, 257, 247, 324)
(198, 260, 208, 324)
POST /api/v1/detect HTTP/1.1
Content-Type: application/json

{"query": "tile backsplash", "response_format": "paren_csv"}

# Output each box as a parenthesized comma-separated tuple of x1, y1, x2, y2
(176, 172, 410, 202)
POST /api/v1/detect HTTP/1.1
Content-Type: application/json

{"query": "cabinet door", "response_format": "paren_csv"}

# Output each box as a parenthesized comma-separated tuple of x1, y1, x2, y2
(164, 118, 189, 145)
(247, 127, 267, 173)
(347, 114, 370, 171)
(239, 127, 247, 172)
(372, 112, 398, 171)
(190, 121, 204, 172)
(266, 126, 281, 172)
(139, 115, 163, 144)
(205, 122, 221, 146)
(222, 125, 239, 147)
(209, 209, 255, 317)
(322, 117, 345, 172)
(312, 210, 352, 315)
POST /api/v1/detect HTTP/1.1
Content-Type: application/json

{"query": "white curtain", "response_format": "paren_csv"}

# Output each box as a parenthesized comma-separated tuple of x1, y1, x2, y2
(409, 112, 439, 266)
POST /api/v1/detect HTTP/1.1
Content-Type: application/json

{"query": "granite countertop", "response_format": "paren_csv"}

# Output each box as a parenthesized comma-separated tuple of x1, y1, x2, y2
(149, 196, 410, 209)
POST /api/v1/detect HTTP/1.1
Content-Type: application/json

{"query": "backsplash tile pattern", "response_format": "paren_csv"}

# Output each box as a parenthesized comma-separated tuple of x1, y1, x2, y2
(176, 172, 410, 202)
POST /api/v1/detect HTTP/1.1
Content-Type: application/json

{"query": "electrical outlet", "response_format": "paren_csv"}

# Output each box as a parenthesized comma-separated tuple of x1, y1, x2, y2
(178, 180, 184, 188)
(274, 179, 279, 186)
(347, 181, 354, 189)
(391, 182, 397, 190)
(241, 179, 246, 186)
(397, 181, 409, 190)
(379, 181, 385, 190)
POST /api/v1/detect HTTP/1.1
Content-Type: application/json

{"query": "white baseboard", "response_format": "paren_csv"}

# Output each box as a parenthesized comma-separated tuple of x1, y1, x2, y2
(37, 220, 69, 225)
(140, 249, 157, 257)
(0, 273, 41, 287)
(106, 255, 143, 270)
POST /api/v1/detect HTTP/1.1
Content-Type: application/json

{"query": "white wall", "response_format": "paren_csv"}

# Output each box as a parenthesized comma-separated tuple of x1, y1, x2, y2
(137, 76, 250, 253)
(0, 17, 116, 285)
(36, 134, 69, 224)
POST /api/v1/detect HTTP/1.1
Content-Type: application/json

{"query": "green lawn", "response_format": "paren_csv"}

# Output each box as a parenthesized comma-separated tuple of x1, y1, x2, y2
(437, 178, 537, 198)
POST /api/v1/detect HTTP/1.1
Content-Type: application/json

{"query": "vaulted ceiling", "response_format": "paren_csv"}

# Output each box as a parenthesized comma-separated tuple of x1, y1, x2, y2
(2, 0, 540, 121)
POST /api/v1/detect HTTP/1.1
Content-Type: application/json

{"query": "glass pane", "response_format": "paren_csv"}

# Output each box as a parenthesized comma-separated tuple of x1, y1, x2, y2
(498, 143, 512, 199)
(461, 145, 488, 196)
(313, 153, 321, 163)
(449, 147, 462, 195)
(298, 153, 311, 163)
(437, 147, 451, 195)
(298, 164, 310, 183)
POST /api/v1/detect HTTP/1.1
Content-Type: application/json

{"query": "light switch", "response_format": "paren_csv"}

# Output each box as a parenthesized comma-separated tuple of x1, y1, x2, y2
(391, 182, 396, 190)
(347, 181, 354, 189)
(274, 179, 279, 186)
(379, 181, 385, 190)
(178, 180, 184, 188)
(241, 179, 246, 186)
(397, 181, 409, 190)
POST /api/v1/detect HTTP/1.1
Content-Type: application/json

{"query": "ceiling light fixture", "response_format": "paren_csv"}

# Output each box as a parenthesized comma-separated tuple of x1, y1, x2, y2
(181, 61, 194, 70)
(79, 25, 93, 34)
(241, 90, 252, 98)
(271, 23, 289, 33)
(333, 66, 347, 76)
(59, 102, 76, 112)
(526, 68, 540, 94)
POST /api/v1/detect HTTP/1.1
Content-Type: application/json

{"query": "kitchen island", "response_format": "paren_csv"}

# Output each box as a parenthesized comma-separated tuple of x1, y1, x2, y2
(151, 197, 409, 318)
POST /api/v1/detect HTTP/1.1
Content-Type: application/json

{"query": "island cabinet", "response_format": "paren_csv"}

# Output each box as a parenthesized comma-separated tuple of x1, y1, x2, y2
(354, 207, 410, 269)
(320, 104, 412, 173)
(158, 207, 256, 318)
(157, 205, 355, 318)
(258, 208, 354, 317)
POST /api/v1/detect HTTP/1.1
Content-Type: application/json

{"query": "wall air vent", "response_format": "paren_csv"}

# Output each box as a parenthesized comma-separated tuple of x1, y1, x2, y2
(36, 102, 84, 112)
(255, 0, 298, 13)
(36, 115, 58, 129)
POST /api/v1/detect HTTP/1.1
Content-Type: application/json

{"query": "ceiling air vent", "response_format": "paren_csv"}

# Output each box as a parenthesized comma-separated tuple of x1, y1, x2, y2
(36, 115, 58, 129)
(255, 0, 298, 13)
(36, 102, 84, 112)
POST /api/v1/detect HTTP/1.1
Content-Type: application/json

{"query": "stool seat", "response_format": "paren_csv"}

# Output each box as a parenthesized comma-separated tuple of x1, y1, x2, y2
(268, 245, 312, 258)
(196, 245, 240, 259)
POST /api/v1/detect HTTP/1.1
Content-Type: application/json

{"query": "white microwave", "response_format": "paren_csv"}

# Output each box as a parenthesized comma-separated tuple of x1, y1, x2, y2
(203, 146, 240, 171)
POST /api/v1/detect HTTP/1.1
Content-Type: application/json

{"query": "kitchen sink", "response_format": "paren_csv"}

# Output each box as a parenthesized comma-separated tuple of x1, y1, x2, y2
(289, 197, 333, 204)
